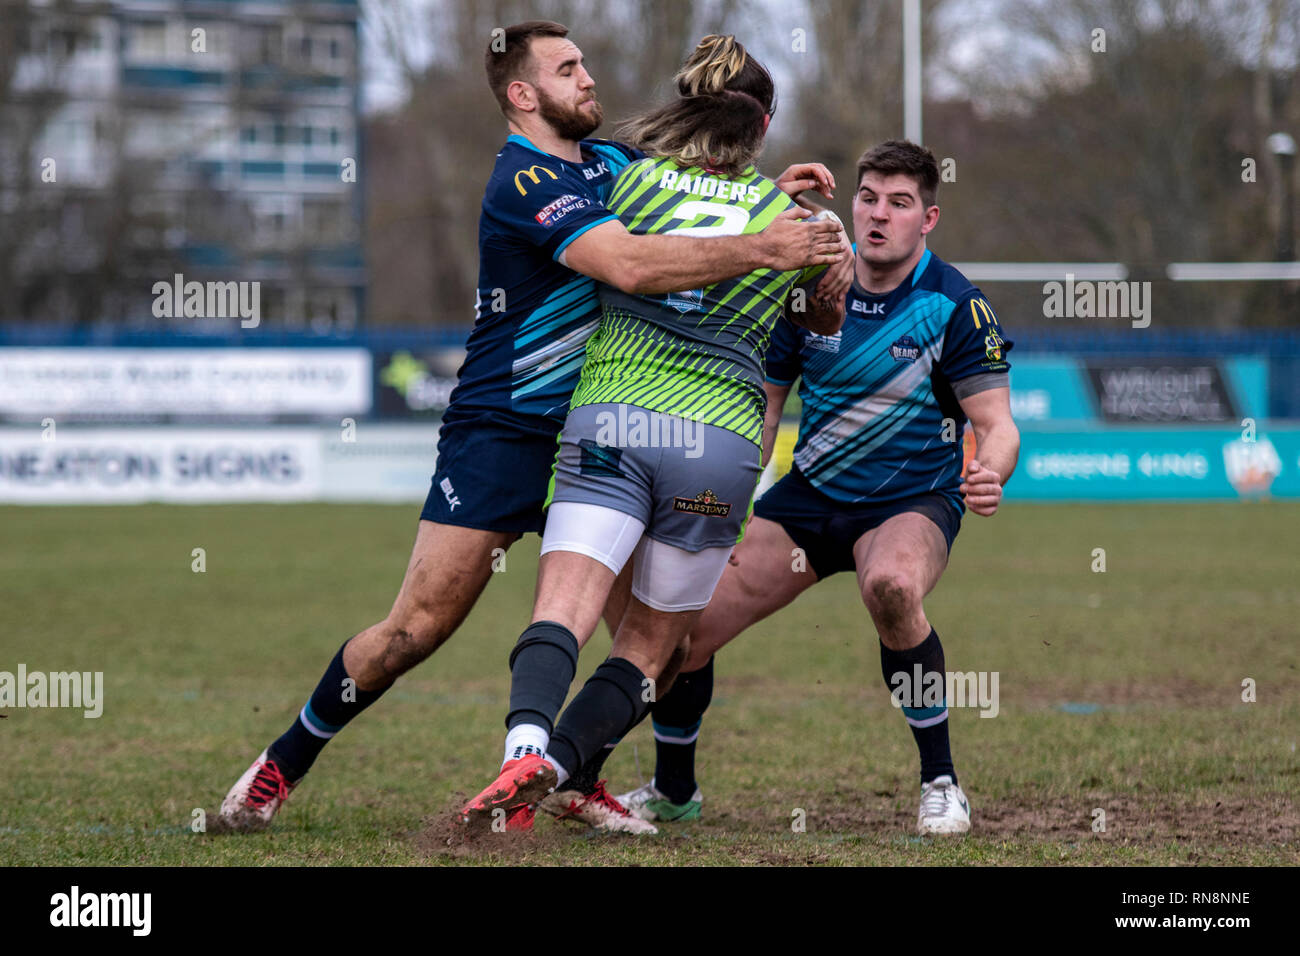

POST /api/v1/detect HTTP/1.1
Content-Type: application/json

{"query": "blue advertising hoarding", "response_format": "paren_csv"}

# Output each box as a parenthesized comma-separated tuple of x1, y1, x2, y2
(1007, 424, 1299, 501)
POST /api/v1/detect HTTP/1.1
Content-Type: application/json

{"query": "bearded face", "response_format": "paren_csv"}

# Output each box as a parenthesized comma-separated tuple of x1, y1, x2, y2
(537, 85, 603, 141)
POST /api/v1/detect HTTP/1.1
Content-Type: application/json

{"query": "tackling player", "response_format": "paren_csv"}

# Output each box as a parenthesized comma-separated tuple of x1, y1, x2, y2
(458, 35, 851, 832)
(215, 21, 843, 833)
(615, 140, 1021, 835)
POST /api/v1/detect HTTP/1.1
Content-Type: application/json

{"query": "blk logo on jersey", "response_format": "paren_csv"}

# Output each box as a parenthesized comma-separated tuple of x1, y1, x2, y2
(851, 299, 886, 316)
(889, 335, 921, 362)
(582, 161, 609, 181)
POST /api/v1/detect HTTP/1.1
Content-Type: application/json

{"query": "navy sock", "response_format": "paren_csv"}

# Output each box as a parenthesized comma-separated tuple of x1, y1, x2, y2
(880, 628, 956, 785)
(506, 621, 580, 733)
(651, 656, 713, 805)
(546, 658, 649, 780)
(268, 641, 391, 782)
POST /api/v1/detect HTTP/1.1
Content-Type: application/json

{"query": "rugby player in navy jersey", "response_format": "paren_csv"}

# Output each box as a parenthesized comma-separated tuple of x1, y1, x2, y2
(214, 20, 846, 833)
(615, 140, 1021, 835)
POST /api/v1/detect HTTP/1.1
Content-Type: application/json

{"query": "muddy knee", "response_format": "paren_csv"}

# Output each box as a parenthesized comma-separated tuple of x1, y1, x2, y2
(863, 574, 920, 631)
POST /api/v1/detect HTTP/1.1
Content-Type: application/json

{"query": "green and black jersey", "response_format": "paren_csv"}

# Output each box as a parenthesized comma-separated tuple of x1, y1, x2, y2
(569, 156, 826, 445)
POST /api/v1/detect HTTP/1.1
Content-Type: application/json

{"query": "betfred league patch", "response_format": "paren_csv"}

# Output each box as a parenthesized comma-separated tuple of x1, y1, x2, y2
(672, 489, 731, 517)
(534, 194, 590, 227)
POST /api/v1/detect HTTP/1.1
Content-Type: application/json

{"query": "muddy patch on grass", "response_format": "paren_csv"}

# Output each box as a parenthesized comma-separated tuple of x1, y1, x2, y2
(975, 791, 1298, 845)
(408, 787, 1298, 863)
(411, 794, 645, 864)
(726, 784, 1299, 846)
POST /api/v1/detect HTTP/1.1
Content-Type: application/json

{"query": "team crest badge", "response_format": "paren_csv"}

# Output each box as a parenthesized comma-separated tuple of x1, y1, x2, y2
(667, 288, 703, 313)
(889, 335, 921, 362)
(672, 489, 732, 516)
(985, 330, 1005, 362)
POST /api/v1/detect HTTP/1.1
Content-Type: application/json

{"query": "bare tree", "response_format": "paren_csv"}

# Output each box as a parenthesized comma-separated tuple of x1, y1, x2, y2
(361, 0, 745, 326)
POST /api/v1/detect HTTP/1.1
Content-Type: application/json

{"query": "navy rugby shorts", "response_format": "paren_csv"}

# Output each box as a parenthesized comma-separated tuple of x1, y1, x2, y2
(754, 467, 962, 579)
(419, 417, 560, 534)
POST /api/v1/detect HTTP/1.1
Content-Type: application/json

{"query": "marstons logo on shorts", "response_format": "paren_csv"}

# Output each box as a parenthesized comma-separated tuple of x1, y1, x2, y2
(673, 489, 731, 517)
(889, 335, 921, 362)
(535, 194, 591, 227)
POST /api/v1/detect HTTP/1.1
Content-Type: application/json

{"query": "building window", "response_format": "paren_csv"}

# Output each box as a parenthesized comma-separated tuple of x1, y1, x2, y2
(244, 24, 282, 66)
(126, 21, 167, 59)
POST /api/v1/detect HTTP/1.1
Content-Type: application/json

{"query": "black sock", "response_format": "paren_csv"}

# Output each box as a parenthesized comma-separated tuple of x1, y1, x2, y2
(880, 629, 956, 786)
(268, 640, 391, 782)
(505, 621, 580, 734)
(546, 657, 650, 781)
(651, 656, 714, 805)
(565, 742, 617, 794)
(565, 687, 660, 794)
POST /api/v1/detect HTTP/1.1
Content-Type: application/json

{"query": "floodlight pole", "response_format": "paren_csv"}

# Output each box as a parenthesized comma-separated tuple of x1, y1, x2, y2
(903, 0, 922, 143)
(1267, 132, 1296, 262)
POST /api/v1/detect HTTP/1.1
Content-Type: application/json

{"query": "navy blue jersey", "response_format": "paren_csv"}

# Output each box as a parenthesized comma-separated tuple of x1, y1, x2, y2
(443, 134, 642, 435)
(766, 249, 1012, 510)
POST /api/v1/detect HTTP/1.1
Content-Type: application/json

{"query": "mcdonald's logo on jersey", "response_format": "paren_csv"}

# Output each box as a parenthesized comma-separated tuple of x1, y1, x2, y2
(514, 164, 558, 195)
(969, 297, 999, 330)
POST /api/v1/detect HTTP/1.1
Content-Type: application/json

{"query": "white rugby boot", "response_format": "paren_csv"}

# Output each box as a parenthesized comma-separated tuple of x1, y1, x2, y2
(539, 780, 659, 834)
(616, 778, 703, 822)
(917, 774, 971, 835)
(216, 749, 298, 833)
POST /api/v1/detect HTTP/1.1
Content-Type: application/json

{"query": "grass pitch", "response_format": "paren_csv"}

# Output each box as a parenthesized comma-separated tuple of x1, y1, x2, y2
(2, 500, 1296, 866)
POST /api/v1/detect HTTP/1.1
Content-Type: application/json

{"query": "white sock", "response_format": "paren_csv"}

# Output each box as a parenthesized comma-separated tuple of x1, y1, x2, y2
(545, 753, 571, 787)
(503, 723, 549, 768)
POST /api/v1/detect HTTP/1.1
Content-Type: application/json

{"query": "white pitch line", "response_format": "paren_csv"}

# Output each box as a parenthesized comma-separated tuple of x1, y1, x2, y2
(1167, 262, 1300, 281)
(950, 263, 1129, 281)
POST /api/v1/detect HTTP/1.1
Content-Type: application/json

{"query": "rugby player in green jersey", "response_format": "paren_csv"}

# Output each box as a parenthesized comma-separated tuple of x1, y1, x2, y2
(214, 20, 843, 836)
(615, 141, 1021, 835)
(460, 34, 853, 830)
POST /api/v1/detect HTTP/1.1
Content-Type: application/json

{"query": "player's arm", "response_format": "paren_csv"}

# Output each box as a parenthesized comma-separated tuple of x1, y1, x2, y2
(761, 380, 792, 468)
(787, 219, 851, 336)
(558, 210, 842, 295)
(773, 162, 836, 202)
(956, 384, 1019, 517)
(789, 275, 846, 336)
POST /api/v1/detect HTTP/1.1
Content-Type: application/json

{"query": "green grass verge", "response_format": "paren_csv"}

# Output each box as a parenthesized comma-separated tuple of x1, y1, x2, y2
(1, 501, 1296, 865)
